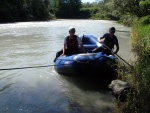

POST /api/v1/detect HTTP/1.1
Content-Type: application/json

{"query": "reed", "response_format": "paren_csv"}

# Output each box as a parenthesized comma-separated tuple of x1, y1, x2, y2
(116, 16, 150, 113)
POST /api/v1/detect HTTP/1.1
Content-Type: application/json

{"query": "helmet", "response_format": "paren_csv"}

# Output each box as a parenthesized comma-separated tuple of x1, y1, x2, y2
(109, 27, 116, 33)
(69, 27, 75, 33)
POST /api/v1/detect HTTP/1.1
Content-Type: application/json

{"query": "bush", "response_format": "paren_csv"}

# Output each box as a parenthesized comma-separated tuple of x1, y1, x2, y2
(119, 17, 150, 113)
(119, 15, 137, 27)
(138, 16, 150, 25)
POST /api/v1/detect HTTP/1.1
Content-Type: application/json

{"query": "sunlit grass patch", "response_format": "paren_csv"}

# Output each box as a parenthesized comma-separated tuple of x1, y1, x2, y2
(117, 16, 150, 113)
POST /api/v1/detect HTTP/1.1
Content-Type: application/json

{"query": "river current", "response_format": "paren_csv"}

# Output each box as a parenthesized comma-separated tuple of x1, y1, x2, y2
(0, 19, 132, 113)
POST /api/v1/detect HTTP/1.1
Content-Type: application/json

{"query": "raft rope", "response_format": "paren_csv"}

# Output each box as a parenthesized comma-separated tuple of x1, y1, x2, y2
(0, 65, 55, 71)
(57, 58, 91, 64)
(0, 64, 72, 71)
(0, 52, 116, 71)
(0, 58, 92, 71)
(0, 56, 103, 71)
(57, 55, 104, 64)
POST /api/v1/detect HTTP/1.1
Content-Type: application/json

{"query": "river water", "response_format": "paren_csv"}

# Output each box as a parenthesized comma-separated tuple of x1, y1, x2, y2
(0, 19, 132, 113)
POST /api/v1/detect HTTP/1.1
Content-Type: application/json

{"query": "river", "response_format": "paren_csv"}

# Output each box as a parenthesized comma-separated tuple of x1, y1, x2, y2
(0, 19, 132, 113)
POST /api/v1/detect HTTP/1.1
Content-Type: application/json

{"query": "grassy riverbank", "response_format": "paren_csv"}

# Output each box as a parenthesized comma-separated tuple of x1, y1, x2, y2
(118, 16, 150, 113)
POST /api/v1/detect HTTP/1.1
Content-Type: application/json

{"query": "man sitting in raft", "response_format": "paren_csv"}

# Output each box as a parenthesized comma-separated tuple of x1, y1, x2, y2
(92, 27, 119, 55)
(54, 27, 84, 62)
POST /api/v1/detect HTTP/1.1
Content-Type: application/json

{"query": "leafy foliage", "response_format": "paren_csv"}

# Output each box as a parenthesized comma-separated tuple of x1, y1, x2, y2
(121, 16, 150, 113)
(81, 0, 150, 25)
(54, 0, 81, 18)
(0, 0, 149, 22)
(0, 0, 54, 22)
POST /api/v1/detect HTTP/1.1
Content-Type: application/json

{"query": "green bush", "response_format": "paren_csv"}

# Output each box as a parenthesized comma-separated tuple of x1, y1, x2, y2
(119, 16, 150, 113)
(118, 15, 137, 27)
(138, 16, 150, 25)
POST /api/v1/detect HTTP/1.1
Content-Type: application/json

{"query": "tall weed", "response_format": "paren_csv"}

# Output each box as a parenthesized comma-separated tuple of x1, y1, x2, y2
(119, 16, 150, 113)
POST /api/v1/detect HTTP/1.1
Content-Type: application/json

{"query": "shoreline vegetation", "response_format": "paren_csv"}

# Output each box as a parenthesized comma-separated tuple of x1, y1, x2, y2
(114, 16, 150, 113)
(117, 16, 150, 113)
(1, 0, 150, 112)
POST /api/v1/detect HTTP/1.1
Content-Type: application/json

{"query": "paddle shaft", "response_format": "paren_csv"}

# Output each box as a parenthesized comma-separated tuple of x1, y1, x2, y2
(102, 44, 133, 67)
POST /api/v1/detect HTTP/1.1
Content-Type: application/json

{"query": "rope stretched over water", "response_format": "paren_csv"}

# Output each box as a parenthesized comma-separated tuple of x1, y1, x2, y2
(0, 64, 58, 71)
(0, 55, 109, 71)
(0, 59, 90, 71)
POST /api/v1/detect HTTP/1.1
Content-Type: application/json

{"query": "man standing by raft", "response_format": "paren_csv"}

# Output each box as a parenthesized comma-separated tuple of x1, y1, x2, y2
(93, 27, 119, 55)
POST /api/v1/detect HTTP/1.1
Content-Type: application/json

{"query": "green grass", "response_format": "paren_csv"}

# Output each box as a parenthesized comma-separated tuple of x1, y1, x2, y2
(116, 16, 150, 113)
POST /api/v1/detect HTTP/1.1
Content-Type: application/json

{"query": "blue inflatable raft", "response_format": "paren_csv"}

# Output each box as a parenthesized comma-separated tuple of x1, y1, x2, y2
(54, 52, 118, 76)
(54, 35, 118, 78)
(78, 34, 102, 53)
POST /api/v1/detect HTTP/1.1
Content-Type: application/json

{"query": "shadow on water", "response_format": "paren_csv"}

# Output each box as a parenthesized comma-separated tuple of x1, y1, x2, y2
(57, 73, 116, 113)
(61, 73, 115, 92)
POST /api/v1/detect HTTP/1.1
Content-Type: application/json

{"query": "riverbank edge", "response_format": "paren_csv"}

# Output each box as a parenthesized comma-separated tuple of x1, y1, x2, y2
(114, 16, 150, 113)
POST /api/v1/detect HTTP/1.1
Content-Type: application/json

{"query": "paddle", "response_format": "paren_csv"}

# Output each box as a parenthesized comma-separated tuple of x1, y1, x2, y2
(102, 43, 133, 68)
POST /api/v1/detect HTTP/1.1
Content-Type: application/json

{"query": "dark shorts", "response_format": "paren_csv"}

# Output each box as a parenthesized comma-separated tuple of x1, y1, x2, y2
(54, 48, 80, 62)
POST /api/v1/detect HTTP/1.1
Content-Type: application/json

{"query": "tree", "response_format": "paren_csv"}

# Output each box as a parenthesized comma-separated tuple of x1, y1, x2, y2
(54, 0, 81, 18)
(0, 0, 53, 23)
(139, 0, 150, 16)
(112, 0, 150, 17)
(0, 0, 26, 22)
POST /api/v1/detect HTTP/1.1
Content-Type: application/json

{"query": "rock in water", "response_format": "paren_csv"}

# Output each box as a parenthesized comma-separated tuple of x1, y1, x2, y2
(108, 80, 131, 102)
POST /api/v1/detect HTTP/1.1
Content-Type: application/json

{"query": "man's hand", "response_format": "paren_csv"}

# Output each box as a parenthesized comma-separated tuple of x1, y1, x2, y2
(61, 53, 65, 56)
(113, 51, 117, 54)
(98, 39, 103, 43)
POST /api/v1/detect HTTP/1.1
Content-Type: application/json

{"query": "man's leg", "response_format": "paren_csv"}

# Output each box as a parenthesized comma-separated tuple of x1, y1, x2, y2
(53, 49, 63, 62)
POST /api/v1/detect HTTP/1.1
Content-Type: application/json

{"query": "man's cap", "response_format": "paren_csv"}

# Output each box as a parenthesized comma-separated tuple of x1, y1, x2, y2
(109, 27, 116, 33)
(69, 27, 75, 32)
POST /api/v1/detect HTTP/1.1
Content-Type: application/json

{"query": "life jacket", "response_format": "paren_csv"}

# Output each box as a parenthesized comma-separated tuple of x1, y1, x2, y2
(66, 35, 78, 49)
(103, 33, 117, 49)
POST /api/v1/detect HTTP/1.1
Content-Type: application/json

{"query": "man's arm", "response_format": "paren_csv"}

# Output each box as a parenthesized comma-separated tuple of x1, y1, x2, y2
(61, 37, 67, 56)
(114, 38, 119, 54)
(98, 34, 106, 43)
(114, 44, 119, 54)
